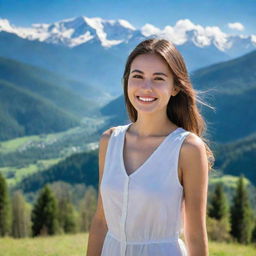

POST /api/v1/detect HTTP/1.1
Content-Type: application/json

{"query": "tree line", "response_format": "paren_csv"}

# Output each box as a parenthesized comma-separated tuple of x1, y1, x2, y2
(0, 173, 97, 237)
(0, 172, 256, 244)
(207, 175, 256, 244)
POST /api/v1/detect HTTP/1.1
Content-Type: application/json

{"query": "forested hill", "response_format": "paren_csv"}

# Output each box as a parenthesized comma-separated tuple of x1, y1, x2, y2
(13, 149, 99, 194)
(0, 57, 101, 141)
(191, 49, 256, 93)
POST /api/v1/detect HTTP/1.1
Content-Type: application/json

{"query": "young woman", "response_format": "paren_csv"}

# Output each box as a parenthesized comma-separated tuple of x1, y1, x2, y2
(86, 38, 215, 256)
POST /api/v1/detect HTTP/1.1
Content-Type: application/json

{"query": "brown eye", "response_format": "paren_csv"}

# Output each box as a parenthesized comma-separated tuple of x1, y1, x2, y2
(133, 75, 143, 79)
(155, 77, 164, 81)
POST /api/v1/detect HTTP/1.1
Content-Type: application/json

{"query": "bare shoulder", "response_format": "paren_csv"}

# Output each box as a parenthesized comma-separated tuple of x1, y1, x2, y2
(99, 126, 118, 151)
(98, 125, 119, 178)
(102, 126, 117, 137)
(99, 126, 118, 147)
(180, 132, 208, 174)
(181, 132, 206, 154)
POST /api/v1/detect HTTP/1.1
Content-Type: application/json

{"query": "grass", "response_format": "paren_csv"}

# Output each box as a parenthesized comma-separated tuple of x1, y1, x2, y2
(0, 233, 255, 256)
(0, 233, 89, 256)
(209, 241, 256, 256)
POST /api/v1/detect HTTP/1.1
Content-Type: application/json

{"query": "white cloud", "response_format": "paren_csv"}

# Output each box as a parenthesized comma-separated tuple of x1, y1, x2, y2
(228, 22, 244, 31)
(140, 19, 229, 50)
(141, 23, 161, 37)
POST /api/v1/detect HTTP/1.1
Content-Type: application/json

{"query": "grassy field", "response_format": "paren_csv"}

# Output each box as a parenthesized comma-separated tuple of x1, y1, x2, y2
(0, 233, 255, 256)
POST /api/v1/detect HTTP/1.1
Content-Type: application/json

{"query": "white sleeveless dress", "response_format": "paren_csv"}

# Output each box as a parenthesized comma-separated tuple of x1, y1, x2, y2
(100, 122, 191, 256)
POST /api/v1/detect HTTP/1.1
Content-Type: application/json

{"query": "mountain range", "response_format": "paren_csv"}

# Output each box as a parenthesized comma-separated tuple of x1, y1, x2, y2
(1, 16, 256, 96)
(1, 16, 255, 53)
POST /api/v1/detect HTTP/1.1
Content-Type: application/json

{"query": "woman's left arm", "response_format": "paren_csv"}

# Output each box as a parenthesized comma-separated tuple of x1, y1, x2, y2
(180, 134, 209, 256)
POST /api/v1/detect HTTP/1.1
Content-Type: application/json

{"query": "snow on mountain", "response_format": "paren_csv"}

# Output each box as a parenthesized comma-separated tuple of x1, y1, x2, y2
(0, 16, 255, 53)
(252, 35, 256, 44)
(0, 16, 136, 48)
(0, 18, 18, 34)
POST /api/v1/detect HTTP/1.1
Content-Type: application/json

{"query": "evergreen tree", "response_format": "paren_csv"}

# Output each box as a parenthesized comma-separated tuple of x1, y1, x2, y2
(11, 190, 31, 238)
(31, 185, 59, 236)
(49, 182, 77, 233)
(230, 175, 253, 244)
(79, 186, 97, 232)
(207, 182, 231, 241)
(0, 173, 11, 236)
(209, 182, 229, 220)
(57, 197, 77, 233)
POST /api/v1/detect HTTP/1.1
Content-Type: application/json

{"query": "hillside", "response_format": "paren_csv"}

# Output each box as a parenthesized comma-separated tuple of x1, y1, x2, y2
(213, 132, 256, 184)
(0, 31, 123, 96)
(0, 116, 106, 188)
(191, 50, 256, 142)
(0, 57, 105, 140)
(0, 56, 101, 114)
(0, 79, 79, 140)
(13, 149, 99, 194)
(191, 50, 256, 93)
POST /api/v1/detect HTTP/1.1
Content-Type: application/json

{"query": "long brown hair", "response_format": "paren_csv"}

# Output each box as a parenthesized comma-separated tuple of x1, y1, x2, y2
(122, 38, 215, 171)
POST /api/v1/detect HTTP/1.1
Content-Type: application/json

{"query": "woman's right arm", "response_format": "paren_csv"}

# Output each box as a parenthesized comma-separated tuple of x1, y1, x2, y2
(86, 127, 115, 256)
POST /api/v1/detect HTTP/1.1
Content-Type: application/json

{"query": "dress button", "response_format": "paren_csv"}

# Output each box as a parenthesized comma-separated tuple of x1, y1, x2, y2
(120, 176, 130, 256)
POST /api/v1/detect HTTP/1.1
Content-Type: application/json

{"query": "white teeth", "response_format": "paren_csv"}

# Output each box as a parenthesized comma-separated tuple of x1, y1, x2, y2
(138, 97, 156, 102)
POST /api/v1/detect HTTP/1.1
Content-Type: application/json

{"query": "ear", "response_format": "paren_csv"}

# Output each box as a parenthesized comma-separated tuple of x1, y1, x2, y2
(172, 86, 181, 96)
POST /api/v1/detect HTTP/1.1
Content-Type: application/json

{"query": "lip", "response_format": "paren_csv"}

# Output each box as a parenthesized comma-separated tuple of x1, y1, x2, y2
(136, 95, 158, 104)
(136, 95, 158, 99)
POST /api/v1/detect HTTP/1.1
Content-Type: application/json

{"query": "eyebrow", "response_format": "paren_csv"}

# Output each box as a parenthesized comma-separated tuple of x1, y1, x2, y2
(131, 69, 168, 77)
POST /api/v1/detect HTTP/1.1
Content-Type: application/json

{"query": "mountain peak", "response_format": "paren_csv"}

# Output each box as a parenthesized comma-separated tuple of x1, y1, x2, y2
(1, 16, 255, 55)
(0, 18, 17, 33)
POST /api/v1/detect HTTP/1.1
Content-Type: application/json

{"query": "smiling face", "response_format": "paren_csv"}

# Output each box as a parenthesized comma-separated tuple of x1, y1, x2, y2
(127, 53, 179, 115)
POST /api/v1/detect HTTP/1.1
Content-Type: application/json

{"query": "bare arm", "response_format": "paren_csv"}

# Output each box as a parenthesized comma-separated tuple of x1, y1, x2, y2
(86, 127, 116, 256)
(180, 134, 209, 256)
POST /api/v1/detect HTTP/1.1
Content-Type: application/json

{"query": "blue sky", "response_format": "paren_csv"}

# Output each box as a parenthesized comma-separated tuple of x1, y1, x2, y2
(0, 0, 255, 34)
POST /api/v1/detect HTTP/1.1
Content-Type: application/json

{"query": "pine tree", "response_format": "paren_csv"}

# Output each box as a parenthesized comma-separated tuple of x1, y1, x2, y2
(49, 182, 77, 233)
(11, 190, 31, 238)
(207, 182, 231, 241)
(230, 175, 254, 244)
(79, 186, 97, 232)
(57, 197, 77, 233)
(31, 185, 59, 236)
(0, 173, 11, 236)
(209, 182, 229, 220)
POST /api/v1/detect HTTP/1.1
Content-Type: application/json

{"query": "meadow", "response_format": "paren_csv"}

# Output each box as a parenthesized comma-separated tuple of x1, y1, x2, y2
(0, 233, 255, 256)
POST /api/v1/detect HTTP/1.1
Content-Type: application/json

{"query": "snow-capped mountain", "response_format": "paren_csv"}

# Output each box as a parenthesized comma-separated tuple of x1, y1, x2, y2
(1, 16, 256, 97)
(0, 16, 136, 48)
(1, 16, 255, 53)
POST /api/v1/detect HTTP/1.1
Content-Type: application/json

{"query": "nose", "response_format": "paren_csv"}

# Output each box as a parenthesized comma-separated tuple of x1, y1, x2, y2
(141, 79, 153, 90)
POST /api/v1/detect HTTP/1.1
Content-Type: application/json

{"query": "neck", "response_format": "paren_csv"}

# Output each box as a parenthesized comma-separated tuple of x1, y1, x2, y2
(131, 112, 177, 137)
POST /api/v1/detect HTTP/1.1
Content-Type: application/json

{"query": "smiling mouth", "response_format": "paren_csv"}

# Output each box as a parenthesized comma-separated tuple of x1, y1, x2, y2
(136, 96, 158, 102)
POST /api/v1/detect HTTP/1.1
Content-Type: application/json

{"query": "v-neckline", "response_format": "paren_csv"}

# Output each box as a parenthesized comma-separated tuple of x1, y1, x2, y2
(121, 123, 181, 178)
